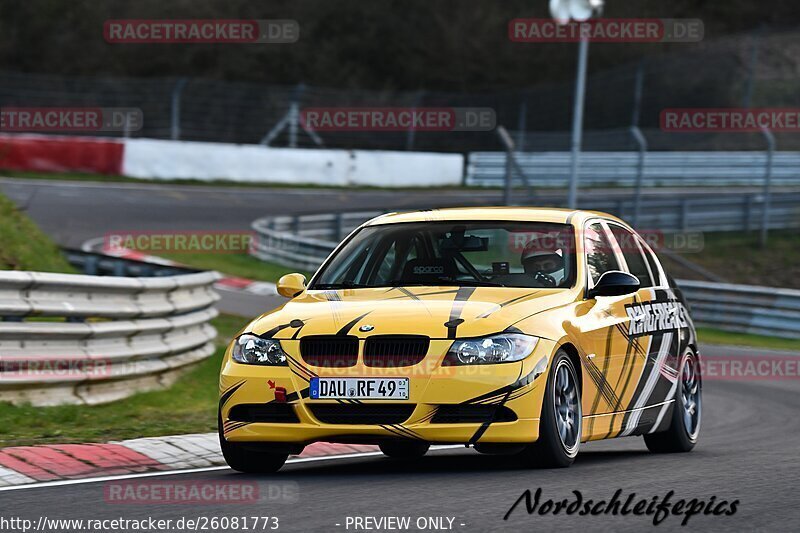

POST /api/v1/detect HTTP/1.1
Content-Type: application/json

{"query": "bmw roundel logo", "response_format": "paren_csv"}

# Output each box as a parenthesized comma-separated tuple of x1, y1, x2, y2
(359, 324, 375, 332)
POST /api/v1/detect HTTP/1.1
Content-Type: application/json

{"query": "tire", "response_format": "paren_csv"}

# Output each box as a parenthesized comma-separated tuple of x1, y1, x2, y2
(379, 440, 430, 459)
(218, 415, 289, 473)
(516, 350, 582, 468)
(643, 349, 701, 453)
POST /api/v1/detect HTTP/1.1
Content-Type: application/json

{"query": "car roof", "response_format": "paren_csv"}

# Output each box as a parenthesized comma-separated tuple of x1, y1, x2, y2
(363, 207, 628, 228)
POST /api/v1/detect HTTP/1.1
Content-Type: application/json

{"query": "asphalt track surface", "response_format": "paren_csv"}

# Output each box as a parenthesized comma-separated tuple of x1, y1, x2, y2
(3, 177, 798, 249)
(1, 354, 798, 532)
(4, 177, 797, 318)
(1, 177, 798, 531)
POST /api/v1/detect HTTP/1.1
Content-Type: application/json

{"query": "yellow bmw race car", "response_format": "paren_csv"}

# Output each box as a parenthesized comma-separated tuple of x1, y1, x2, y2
(219, 207, 701, 471)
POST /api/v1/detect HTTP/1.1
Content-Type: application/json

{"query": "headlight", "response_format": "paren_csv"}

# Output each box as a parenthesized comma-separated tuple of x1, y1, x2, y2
(443, 334, 538, 365)
(231, 334, 287, 366)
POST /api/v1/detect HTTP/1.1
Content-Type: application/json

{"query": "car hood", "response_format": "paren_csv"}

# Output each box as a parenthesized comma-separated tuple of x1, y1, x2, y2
(249, 286, 578, 340)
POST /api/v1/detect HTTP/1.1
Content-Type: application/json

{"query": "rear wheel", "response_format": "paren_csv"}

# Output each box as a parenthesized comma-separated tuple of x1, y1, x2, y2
(379, 441, 430, 459)
(219, 415, 289, 473)
(517, 350, 582, 468)
(644, 350, 701, 453)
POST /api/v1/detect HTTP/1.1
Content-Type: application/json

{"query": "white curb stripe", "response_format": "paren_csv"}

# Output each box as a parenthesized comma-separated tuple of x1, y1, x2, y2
(0, 446, 463, 492)
(0, 466, 36, 487)
(119, 436, 219, 469)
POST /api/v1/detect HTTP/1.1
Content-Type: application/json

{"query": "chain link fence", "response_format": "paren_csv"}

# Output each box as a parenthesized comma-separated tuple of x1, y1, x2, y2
(2, 29, 800, 151)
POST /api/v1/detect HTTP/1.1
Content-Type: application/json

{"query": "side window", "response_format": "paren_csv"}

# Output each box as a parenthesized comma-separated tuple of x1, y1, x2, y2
(584, 223, 620, 286)
(609, 225, 653, 288)
(640, 241, 663, 287)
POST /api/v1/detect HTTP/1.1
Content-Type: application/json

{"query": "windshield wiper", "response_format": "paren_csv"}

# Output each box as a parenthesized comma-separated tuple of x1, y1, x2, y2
(433, 277, 505, 287)
(311, 281, 369, 290)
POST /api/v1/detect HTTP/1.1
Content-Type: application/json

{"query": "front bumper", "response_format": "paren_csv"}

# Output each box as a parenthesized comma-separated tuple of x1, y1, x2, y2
(219, 338, 554, 446)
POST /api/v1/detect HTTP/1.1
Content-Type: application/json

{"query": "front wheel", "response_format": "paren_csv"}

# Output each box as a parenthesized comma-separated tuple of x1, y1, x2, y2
(517, 350, 582, 468)
(379, 441, 430, 459)
(219, 416, 289, 473)
(643, 350, 701, 453)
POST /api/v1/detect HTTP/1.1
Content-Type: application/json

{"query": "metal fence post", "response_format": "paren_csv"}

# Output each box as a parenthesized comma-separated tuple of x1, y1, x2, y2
(567, 37, 590, 209)
(83, 255, 98, 276)
(406, 90, 423, 151)
(744, 195, 754, 233)
(496, 126, 515, 205)
(504, 146, 513, 206)
(170, 78, 188, 141)
(760, 127, 775, 247)
(288, 100, 299, 149)
(630, 62, 647, 228)
(630, 126, 647, 228)
(681, 199, 690, 232)
(516, 99, 527, 153)
(335, 213, 344, 241)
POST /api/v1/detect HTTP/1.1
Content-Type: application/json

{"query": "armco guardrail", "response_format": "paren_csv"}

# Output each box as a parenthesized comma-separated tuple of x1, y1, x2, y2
(576, 193, 800, 232)
(251, 212, 800, 339)
(466, 151, 800, 187)
(251, 211, 378, 272)
(677, 280, 800, 340)
(251, 194, 800, 267)
(0, 269, 220, 406)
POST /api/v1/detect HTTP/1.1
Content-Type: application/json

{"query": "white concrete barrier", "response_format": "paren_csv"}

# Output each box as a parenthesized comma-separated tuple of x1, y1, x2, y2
(122, 138, 463, 187)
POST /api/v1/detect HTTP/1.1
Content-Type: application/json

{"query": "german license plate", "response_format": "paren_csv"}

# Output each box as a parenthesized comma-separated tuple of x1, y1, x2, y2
(309, 377, 409, 400)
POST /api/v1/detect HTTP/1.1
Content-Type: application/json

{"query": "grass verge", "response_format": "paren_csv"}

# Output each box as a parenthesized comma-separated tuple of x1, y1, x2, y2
(158, 252, 313, 283)
(673, 230, 800, 289)
(697, 326, 800, 352)
(0, 313, 249, 448)
(0, 192, 75, 272)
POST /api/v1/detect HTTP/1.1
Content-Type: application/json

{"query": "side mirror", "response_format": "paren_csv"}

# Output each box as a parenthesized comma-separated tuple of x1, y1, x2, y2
(587, 271, 640, 299)
(277, 273, 307, 298)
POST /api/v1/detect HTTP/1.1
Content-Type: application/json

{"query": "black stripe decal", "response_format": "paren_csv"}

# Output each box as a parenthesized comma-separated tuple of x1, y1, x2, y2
(219, 381, 245, 410)
(336, 311, 371, 336)
(446, 287, 476, 338)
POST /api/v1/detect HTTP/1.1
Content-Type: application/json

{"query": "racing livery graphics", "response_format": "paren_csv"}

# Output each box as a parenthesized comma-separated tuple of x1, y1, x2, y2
(626, 298, 690, 337)
(219, 208, 702, 471)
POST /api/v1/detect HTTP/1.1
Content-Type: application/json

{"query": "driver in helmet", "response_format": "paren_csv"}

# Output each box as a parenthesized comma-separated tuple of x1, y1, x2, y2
(521, 237, 565, 287)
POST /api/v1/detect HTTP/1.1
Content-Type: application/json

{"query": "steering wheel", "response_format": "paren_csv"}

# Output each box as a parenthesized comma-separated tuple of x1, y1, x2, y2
(533, 271, 557, 288)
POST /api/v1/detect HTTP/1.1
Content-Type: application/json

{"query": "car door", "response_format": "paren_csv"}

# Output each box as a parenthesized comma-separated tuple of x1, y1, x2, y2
(572, 220, 638, 440)
(608, 225, 686, 437)
(604, 223, 670, 436)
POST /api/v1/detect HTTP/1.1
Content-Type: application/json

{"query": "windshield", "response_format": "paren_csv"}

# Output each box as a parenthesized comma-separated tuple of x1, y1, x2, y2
(310, 221, 576, 289)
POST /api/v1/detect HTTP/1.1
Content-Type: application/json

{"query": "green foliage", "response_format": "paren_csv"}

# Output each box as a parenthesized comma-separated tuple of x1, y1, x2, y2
(0, 192, 75, 272)
(1, 0, 796, 91)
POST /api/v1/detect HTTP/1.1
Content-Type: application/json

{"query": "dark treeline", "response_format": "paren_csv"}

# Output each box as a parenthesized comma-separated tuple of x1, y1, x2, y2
(1, 0, 798, 90)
